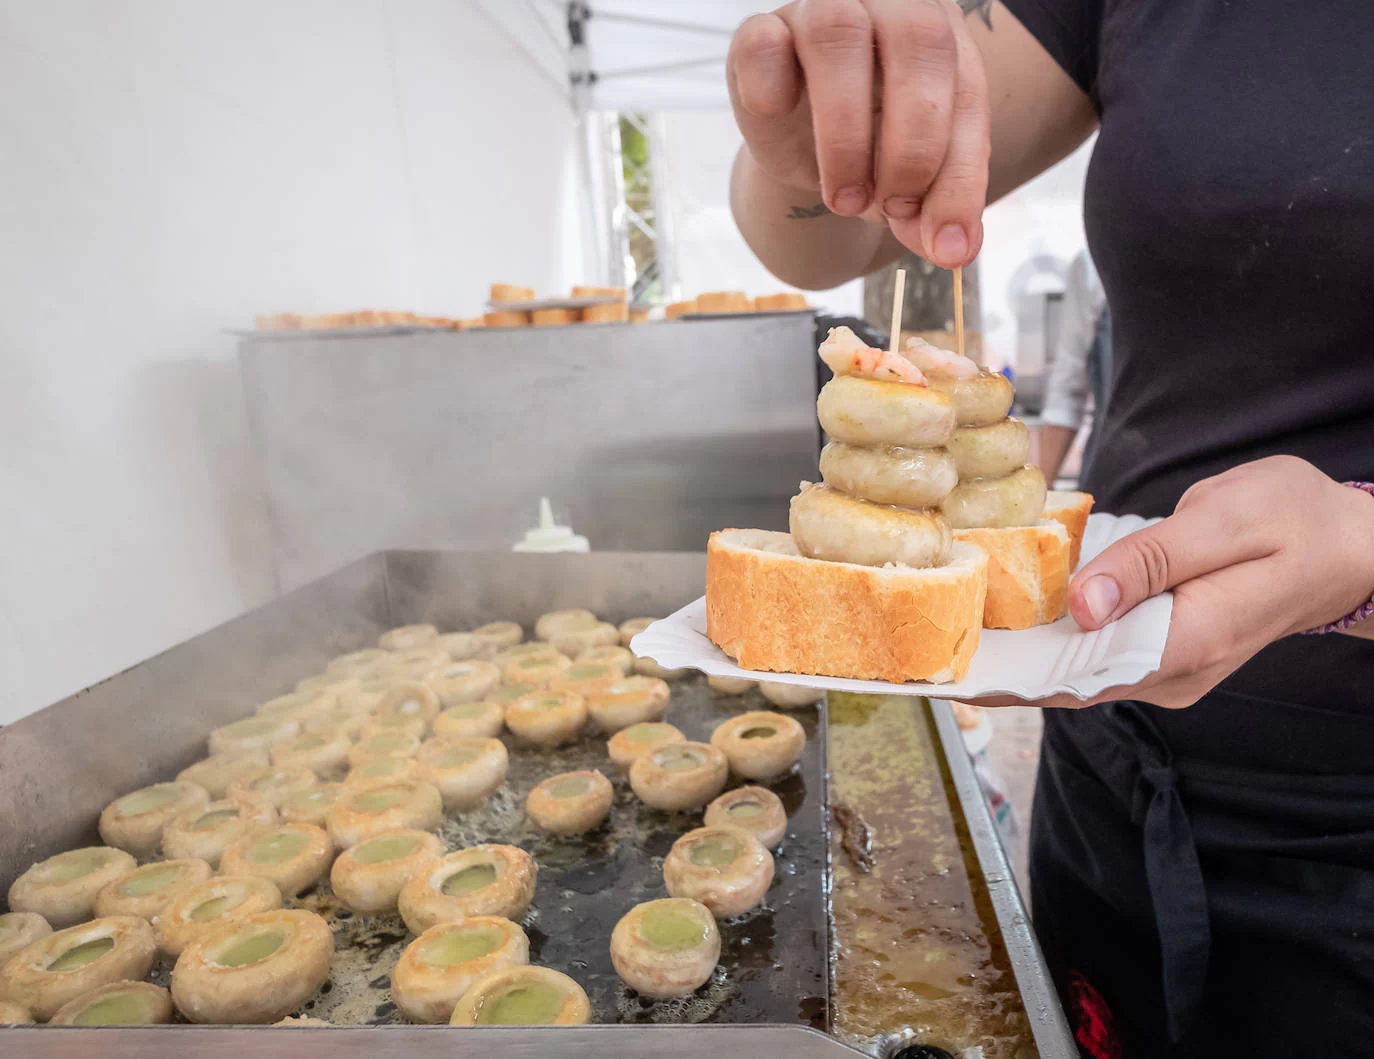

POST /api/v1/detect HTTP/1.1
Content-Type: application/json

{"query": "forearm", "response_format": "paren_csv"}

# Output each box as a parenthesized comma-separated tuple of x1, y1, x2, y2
(1035, 424, 1077, 482)
(730, 147, 901, 291)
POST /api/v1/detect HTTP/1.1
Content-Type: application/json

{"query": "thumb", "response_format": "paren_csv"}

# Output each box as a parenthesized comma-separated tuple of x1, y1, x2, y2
(1068, 506, 1270, 630)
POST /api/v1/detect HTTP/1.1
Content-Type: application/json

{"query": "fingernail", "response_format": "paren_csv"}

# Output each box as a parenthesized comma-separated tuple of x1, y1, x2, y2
(831, 185, 869, 215)
(933, 224, 969, 265)
(1081, 576, 1121, 625)
(883, 196, 921, 221)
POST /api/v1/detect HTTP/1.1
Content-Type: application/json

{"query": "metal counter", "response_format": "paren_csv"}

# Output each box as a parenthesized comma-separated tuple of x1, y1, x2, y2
(238, 315, 821, 591)
(0, 549, 1072, 1057)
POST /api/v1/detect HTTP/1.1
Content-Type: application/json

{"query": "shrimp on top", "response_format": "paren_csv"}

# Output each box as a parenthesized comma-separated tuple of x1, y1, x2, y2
(819, 326, 927, 384)
(903, 336, 980, 378)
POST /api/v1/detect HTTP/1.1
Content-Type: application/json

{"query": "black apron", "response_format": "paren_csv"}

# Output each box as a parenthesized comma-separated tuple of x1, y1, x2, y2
(1031, 685, 1374, 1057)
(995, 0, 1374, 1051)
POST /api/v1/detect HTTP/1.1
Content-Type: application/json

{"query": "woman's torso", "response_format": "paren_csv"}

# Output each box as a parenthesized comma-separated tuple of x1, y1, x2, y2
(1075, 0, 1374, 716)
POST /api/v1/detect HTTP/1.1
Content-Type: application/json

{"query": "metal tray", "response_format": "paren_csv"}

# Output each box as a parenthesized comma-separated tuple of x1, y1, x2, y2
(0, 549, 1070, 1057)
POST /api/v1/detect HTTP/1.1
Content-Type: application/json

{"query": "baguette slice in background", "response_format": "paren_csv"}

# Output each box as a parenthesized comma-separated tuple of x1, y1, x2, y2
(706, 529, 987, 684)
(490, 283, 535, 302)
(1043, 490, 1095, 569)
(754, 292, 810, 311)
(255, 312, 303, 331)
(532, 308, 579, 327)
(572, 285, 627, 299)
(953, 522, 1070, 630)
(582, 301, 629, 323)
(697, 291, 750, 313)
(484, 310, 531, 328)
(664, 299, 698, 319)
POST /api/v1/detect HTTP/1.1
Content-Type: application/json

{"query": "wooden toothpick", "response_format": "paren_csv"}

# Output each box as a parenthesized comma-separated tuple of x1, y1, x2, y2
(889, 267, 907, 356)
(953, 266, 965, 359)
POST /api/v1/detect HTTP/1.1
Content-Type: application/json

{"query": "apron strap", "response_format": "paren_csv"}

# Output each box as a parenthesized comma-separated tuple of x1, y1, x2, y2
(1114, 705, 1211, 1041)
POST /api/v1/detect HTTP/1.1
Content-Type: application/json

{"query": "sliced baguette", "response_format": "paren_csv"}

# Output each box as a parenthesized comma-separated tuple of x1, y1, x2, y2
(490, 283, 534, 302)
(953, 521, 1069, 629)
(664, 299, 698, 319)
(706, 529, 986, 684)
(572, 285, 626, 299)
(531, 308, 579, 326)
(697, 291, 750, 313)
(483, 310, 531, 328)
(255, 312, 302, 331)
(581, 301, 628, 323)
(1043, 490, 1095, 569)
(754, 292, 809, 311)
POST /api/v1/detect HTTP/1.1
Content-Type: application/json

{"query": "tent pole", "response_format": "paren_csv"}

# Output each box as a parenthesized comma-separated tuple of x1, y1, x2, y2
(648, 113, 678, 302)
(569, 2, 607, 285)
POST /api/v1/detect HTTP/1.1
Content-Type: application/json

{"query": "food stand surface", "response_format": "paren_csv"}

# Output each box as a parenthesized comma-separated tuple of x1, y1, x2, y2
(0, 550, 1072, 1057)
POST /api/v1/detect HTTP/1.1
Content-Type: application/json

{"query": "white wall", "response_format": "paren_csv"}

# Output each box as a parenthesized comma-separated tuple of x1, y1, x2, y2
(0, 0, 583, 723)
(661, 110, 865, 317)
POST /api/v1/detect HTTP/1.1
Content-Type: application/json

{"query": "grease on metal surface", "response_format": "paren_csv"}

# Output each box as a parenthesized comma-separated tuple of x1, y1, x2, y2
(832, 803, 874, 874)
(827, 693, 1036, 1058)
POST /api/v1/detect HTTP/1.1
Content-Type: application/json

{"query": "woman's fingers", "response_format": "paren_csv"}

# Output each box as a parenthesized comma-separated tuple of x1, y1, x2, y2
(868, 0, 957, 225)
(730, 0, 991, 254)
(916, 14, 990, 266)
(1068, 500, 1277, 630)
(783, 0, 876, 215)
(728, 12, 817, 188)
(730, 12, 802, 119)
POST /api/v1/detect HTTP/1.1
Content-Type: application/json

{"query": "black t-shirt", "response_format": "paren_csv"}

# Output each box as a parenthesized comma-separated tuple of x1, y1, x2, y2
(1002, 0, 1374, 723)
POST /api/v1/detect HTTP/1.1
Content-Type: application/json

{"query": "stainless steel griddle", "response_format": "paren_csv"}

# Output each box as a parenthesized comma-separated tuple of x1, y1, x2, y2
(0, 549, 1072, 1057)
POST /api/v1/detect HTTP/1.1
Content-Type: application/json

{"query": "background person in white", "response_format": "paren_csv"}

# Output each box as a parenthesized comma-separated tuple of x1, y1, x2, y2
(1036, 250, 1107, 484)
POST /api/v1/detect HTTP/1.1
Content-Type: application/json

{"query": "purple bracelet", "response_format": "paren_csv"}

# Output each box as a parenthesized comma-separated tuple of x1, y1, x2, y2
(1303, 481, 1374, 634)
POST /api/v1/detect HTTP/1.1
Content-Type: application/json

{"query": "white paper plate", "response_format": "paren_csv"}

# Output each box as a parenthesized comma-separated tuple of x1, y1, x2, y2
(630, 512, 1172, 701)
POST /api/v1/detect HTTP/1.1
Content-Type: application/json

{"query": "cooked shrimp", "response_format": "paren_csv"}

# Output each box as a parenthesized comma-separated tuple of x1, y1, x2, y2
(819, 326, 926, 384)
(903, 336, 980, 378)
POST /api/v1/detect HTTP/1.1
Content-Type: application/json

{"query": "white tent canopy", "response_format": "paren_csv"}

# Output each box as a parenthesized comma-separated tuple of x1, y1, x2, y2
(477, 1, 759, 111)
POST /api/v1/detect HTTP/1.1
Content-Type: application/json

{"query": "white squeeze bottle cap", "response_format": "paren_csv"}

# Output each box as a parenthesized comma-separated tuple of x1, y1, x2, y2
(513, 497, 589, 553)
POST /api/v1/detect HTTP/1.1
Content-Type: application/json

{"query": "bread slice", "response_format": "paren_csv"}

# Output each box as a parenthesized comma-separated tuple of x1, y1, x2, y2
(1043, 490, 1095, 569)
(483, 310, 531, 328)
(697, 291, 750, 313)
(490, 283, 534, 302)
(754, 292, 809, 311)
(953, 522, 1069, 629)
(581, 301, 628, 323)
(664, 299, 698, 319)
(531, 308, 579, 326)
(706, 529, 986, 683)
(255, 312, 302, 331)
(572, 285, 626, 299)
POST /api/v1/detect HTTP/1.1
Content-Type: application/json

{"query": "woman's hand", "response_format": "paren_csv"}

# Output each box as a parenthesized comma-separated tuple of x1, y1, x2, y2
(727, 0, 991, 268)
(978, 456, 1374, 710)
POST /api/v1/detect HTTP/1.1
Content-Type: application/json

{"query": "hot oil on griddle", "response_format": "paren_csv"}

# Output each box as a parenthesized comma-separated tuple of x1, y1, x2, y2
(828, 693, 1036, 1059)
(290, 677, 828, 1027)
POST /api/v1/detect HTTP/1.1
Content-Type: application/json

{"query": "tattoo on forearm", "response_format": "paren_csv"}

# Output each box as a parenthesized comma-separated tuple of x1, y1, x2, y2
(786, 202, 831, 220)
(957, 0, 993, 28)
